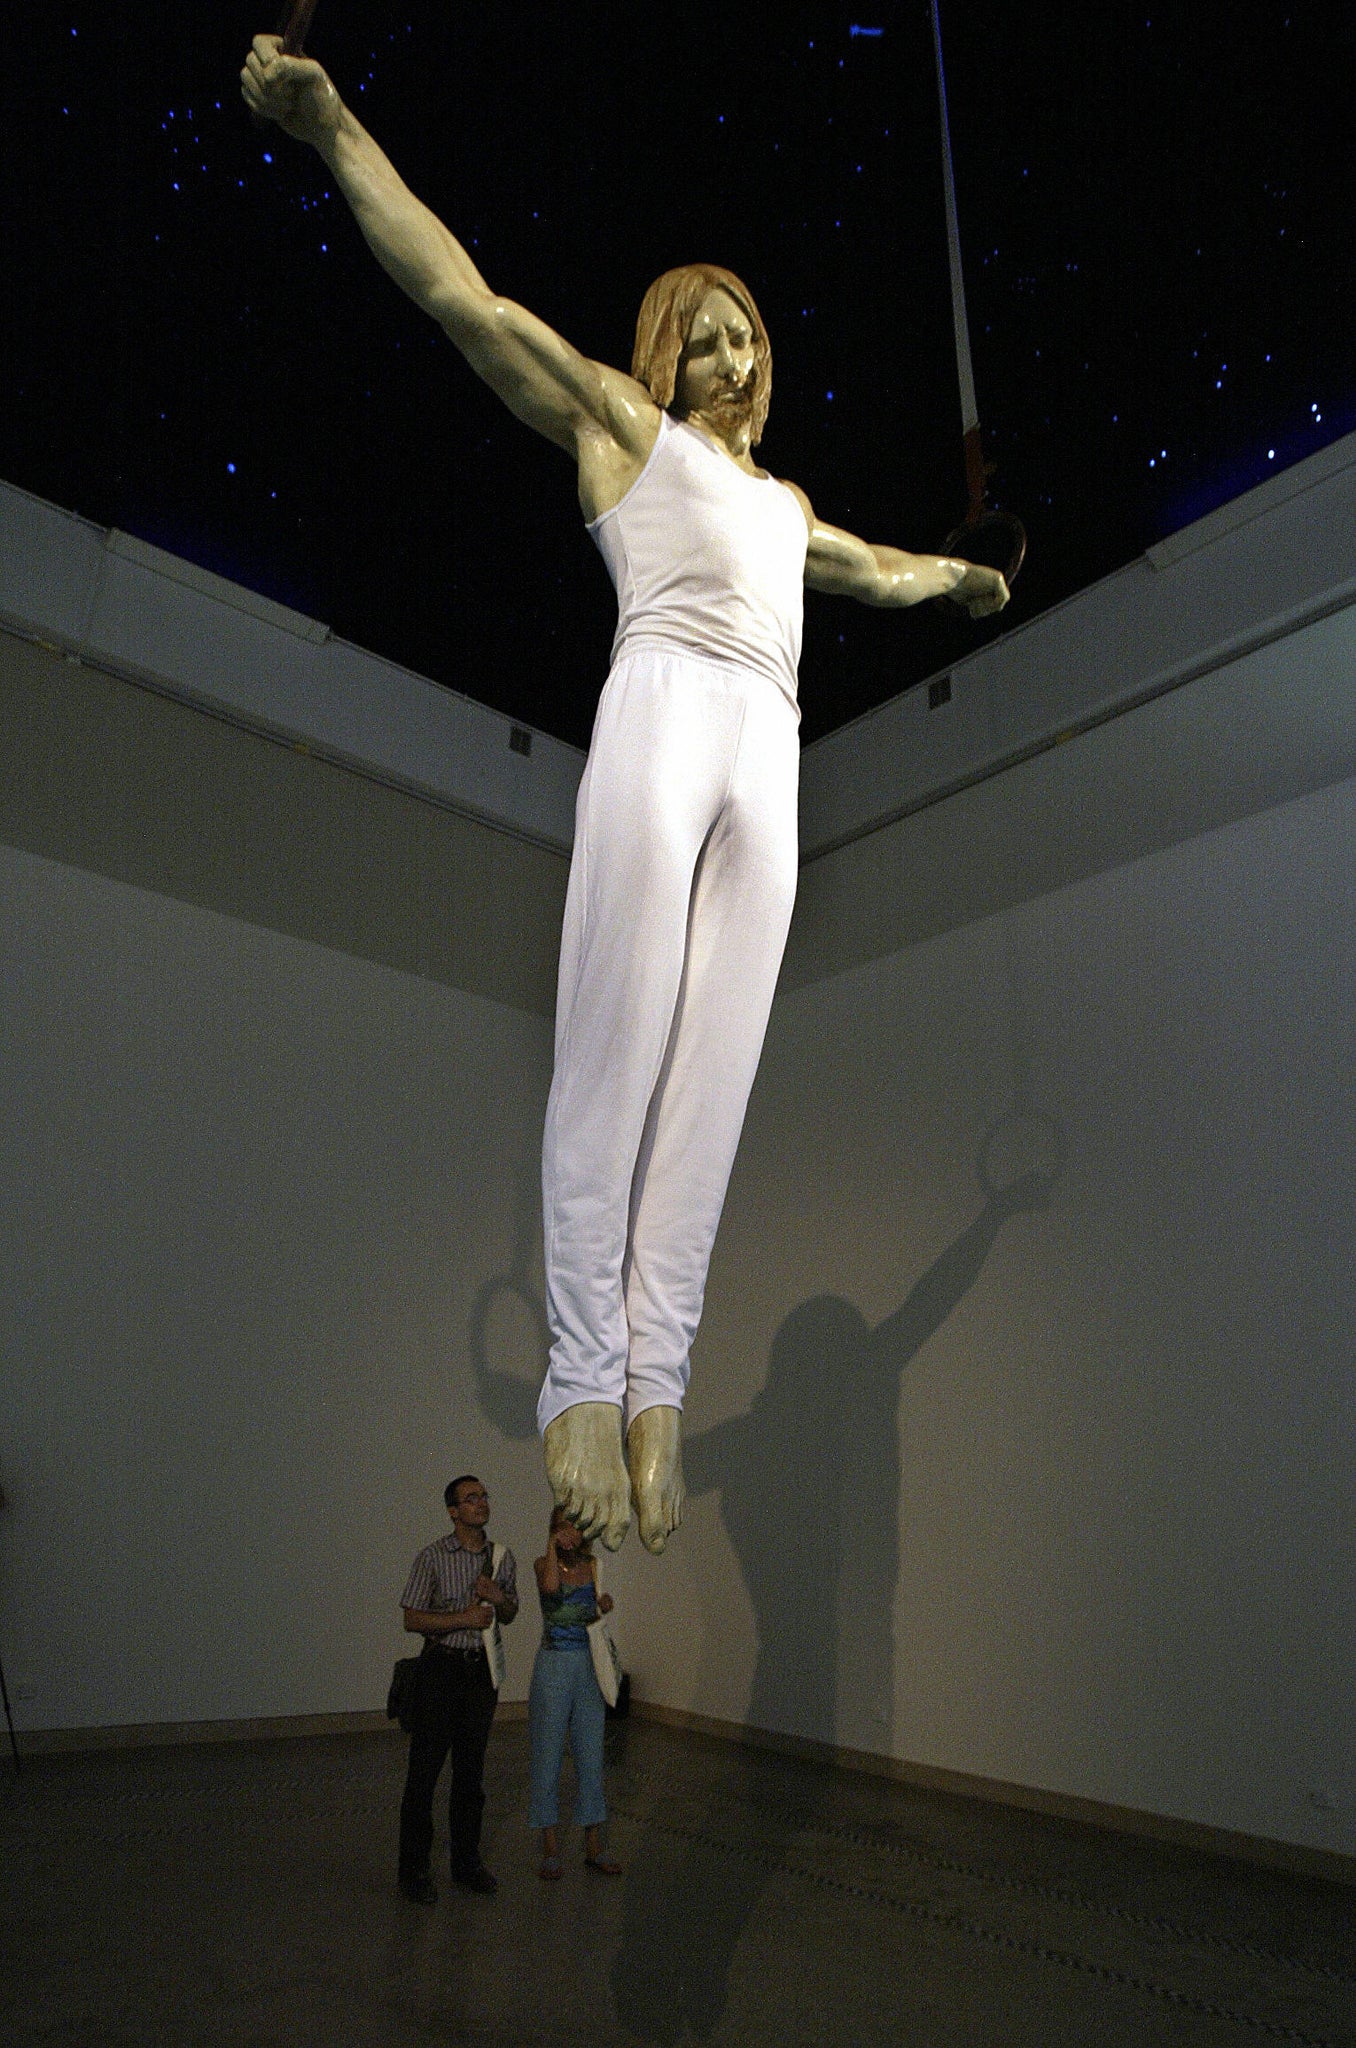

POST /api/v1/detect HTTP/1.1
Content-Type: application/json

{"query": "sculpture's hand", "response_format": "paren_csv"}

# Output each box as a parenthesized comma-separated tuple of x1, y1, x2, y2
(240, 33, 340, 146)
(947, 563, 1010, 619)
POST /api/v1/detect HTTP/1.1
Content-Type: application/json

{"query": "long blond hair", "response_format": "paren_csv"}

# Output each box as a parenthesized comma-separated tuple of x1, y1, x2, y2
(631, 263, 773, 446)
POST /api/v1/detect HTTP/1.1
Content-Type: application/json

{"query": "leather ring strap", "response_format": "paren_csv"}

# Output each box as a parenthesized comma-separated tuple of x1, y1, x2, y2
(276, 0, 319, 56)
(930, 0, 1026, 586)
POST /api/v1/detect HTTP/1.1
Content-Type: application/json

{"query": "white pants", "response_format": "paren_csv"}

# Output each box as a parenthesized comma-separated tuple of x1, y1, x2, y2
(538, 642, 800, 1432)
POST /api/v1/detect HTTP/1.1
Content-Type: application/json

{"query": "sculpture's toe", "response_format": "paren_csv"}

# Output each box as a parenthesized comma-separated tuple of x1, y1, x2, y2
(544, 1403, 631, 1550)
(627, 1406, 685, 1556)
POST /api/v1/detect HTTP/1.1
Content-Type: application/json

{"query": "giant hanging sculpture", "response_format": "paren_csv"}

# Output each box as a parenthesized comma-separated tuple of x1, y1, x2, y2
(241, 14, 1010, 1553)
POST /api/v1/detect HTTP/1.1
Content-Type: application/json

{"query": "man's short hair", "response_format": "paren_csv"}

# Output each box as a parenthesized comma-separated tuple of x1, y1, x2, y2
(445, 1474, 481, 1510)
(631, 263, 773, 446)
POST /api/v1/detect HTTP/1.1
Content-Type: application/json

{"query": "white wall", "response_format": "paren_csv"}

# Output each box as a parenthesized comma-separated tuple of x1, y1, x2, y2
(0, 844, 558, 1722)
(6, 722, 1351, 1851)
(613, 720, 1356, 1857)
(799, 426, 1356, 858)
(7, 426, 1354, 870)
(0, 479, 585, 853)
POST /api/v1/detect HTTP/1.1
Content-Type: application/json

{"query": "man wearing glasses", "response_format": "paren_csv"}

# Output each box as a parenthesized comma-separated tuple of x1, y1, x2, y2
(397, 1475, 519, 1904)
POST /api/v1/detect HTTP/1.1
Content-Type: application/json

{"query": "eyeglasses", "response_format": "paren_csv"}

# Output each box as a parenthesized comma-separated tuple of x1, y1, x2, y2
(455, 1489, 489, 1505)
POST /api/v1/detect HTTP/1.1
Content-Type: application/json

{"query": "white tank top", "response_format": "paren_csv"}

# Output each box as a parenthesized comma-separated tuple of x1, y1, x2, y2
(587, 412, 809, 710)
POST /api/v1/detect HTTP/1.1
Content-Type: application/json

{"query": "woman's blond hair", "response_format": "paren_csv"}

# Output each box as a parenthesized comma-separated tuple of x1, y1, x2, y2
(631, 263, 772, 446)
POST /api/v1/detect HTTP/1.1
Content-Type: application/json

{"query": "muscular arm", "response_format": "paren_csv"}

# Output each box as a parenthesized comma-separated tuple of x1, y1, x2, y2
(786, 486, 1009, 619)
(240, 37, 655, 471)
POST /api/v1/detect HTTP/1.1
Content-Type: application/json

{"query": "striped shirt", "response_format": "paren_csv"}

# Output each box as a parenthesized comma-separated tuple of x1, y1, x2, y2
(400, 1533, 519, 1652)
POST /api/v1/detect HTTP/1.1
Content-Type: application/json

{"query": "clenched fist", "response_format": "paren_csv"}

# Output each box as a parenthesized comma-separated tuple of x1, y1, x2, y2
(240, 33, 340, 147)
(947, 562, 1010, 619)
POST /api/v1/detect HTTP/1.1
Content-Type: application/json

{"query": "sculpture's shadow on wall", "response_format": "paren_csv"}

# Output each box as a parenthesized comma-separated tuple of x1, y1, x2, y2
(610, 1118, 1063, 2044)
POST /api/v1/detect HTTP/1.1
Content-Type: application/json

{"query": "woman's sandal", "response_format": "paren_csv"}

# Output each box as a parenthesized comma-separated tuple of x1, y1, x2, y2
(539, 1855, 563, 1881)
(584, 1854, 623, 1876)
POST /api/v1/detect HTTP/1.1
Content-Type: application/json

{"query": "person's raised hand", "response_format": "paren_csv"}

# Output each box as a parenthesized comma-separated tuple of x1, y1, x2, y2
(240, 34, 340, 146)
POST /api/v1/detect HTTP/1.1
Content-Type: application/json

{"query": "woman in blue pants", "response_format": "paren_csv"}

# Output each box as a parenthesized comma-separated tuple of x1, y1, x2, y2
(530, 1507, 622, 1879)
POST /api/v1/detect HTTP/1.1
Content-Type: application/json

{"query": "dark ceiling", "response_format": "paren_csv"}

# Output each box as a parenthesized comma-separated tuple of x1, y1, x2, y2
(6, 3, 1353, 749)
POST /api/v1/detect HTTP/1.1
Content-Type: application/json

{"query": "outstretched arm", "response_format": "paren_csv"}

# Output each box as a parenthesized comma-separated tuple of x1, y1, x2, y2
(239, 36, 653, 465)
(786, 487, 1009, 620)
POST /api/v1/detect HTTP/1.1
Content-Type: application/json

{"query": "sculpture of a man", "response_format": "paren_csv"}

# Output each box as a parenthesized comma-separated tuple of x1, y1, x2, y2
(242, 35, 1009, 1553)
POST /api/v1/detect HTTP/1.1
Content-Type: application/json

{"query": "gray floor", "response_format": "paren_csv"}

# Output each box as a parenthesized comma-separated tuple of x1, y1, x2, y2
(2, 1718, 1353, 2048)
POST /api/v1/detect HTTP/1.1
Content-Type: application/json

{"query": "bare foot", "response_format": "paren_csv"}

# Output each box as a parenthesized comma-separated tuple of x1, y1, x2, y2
(626, 1406, 685, 1554)
(544, 1402, 631, 1551)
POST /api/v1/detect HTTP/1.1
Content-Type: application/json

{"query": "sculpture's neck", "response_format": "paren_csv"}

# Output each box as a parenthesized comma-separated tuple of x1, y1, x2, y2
(679, 410, 756, 468)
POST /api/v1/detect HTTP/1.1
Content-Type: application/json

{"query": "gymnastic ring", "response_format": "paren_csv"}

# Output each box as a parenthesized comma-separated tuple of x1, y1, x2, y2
(943, 506, 1028, 588)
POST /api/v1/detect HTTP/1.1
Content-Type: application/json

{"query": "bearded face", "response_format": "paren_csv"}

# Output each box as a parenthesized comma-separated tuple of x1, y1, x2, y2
(674, 287, 760, 437)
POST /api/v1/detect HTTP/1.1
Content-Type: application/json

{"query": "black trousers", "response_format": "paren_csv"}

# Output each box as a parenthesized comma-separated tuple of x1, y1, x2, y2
(398, 1645, 498, 1878)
